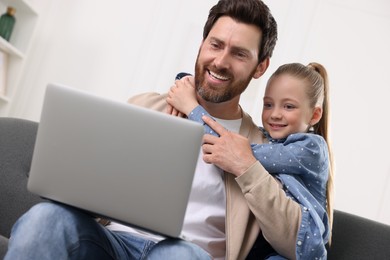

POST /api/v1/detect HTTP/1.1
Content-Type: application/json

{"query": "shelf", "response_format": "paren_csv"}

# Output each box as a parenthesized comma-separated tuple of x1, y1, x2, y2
(0, 0, 39, 115)
(0, 36, 24, 58)
(0, 0, 39, 55)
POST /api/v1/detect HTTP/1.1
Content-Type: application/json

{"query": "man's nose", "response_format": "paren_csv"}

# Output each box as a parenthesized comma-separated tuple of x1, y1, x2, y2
(214, 50, 230, 69)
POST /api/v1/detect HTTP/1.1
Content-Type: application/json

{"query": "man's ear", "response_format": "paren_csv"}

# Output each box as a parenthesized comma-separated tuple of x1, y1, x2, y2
(310, 107, 323, 126)
(253, 58, 270, 79)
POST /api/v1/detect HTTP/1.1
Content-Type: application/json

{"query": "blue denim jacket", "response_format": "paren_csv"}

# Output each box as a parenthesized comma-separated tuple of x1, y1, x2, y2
(188, 105, 330, 259)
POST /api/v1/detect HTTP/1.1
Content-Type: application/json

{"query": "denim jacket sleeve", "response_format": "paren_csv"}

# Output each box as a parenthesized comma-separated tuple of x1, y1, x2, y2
(187, 105, 221, 135)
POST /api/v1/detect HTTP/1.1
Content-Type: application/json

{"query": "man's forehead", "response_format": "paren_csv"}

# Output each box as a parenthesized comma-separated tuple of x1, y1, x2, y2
(208, 16, 262, 50)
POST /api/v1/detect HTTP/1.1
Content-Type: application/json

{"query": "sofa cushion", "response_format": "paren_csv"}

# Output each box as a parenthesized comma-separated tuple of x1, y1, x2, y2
(0, 118, 44, 238)
(0, 235, 8, 259)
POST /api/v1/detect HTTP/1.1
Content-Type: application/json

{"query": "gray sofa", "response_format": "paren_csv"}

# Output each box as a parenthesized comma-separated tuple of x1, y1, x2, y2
(1, 117, 390, 259)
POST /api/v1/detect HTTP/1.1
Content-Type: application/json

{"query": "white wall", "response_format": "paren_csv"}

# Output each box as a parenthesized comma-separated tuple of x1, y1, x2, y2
(264, 0, 390, 225)
(9, 0, 390, 225)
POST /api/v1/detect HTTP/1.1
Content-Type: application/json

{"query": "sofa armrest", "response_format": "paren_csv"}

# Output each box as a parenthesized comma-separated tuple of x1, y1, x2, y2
(328, 209, 390, 259)
(0, 117, 44, 238)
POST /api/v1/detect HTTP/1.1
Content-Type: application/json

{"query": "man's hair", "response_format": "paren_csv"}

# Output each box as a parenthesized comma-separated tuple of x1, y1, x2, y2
(203, 0, 277, 63)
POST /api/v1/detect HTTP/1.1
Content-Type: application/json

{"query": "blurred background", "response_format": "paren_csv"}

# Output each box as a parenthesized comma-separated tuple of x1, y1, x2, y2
(1, 0, 389, 225)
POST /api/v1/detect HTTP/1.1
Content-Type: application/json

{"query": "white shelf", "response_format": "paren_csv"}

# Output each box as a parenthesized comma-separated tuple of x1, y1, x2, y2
(0, 36, 24, 58)
(0, 0, 38, 112)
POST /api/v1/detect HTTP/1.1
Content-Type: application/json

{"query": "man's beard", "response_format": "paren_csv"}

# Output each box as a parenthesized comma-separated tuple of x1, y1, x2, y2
(194, 56, 255, 103)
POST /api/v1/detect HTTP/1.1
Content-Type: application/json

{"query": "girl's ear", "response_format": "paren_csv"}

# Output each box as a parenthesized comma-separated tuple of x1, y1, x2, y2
(310, 106, 323, 126)
(253, 58, 270, 79)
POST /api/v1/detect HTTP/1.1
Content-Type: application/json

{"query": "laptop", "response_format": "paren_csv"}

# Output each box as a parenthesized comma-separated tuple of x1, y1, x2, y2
(28, 83, 204, 237)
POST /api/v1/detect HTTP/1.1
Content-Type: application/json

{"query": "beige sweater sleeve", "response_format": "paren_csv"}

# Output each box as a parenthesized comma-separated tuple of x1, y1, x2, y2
(127, 92, 168, 111)
(236, 161, 302, 260)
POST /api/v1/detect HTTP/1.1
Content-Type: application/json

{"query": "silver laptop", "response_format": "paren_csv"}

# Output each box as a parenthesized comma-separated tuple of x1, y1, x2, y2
(28, 83, 204, 237)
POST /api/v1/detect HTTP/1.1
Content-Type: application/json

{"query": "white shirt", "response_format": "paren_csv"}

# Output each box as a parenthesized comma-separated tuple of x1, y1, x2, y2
(180, 118, 241, 260)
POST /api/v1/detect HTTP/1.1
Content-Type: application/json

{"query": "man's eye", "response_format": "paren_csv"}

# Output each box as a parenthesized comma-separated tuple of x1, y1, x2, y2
(210, 42, 220, 49)
(236, 52, 247, 58)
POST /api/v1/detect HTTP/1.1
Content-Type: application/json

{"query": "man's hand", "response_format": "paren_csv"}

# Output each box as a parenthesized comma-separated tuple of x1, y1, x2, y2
(202, 116, 257, 177)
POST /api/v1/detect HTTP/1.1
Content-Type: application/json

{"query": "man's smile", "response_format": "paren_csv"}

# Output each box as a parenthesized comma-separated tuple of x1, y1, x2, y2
(208, 70, 231, 82)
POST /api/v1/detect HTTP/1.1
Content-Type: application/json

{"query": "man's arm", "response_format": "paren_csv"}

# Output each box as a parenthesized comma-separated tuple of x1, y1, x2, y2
(128, 92, 169, 112)
(235, 162, 301, 259)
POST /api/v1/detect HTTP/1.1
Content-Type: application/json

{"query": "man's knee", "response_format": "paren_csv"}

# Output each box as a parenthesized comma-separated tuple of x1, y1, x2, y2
(146, 239, 211, 260)
(23, 202, 65, 221)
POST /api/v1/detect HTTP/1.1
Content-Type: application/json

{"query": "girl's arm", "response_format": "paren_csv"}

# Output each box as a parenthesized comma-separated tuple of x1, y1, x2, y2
(187, 106, 220, 135)
(251, 133, 329, 179)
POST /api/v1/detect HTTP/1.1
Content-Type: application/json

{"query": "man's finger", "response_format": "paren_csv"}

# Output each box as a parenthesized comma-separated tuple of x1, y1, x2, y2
(202, 153, 212, 164)
(202, 116, 228, 136)
(202, 134, 219, 145)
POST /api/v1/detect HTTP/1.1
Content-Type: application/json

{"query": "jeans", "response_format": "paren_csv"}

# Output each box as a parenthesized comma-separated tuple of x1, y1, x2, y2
(5, 202, 211, 260)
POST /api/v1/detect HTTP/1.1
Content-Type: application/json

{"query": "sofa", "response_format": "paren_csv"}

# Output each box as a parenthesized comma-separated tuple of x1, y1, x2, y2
(1, 117, 390, 259)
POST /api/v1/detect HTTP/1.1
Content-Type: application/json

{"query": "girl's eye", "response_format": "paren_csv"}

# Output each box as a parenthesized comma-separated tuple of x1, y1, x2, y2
(285, 104, 296, 110)
(263, 103, 272, 109)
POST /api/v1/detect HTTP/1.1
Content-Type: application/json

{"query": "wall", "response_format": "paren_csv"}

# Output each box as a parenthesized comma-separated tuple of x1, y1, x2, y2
(264, 0, 390, 224)
(8, 0, 390, 225)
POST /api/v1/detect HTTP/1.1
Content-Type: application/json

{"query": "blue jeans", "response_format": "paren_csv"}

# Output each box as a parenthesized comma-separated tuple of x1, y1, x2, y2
(5, 202, 211, 260)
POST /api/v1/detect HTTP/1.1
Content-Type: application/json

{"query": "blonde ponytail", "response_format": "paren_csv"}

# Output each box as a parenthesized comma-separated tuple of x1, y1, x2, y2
(307, 62, 334, 245)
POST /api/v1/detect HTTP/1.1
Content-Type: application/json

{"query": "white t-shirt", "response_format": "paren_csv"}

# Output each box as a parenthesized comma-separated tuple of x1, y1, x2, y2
(107, 117, 242, 260)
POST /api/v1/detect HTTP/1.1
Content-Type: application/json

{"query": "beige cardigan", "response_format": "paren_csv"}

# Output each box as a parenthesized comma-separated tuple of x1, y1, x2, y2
(128, 92, 301, 260)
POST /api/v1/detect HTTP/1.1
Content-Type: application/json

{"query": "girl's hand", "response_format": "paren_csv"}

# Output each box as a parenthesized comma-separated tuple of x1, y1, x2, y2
(166, 103, 185, 118)
(166, 76, 199, 116)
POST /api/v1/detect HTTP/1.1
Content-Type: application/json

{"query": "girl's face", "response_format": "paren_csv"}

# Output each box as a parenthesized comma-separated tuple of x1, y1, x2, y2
(262, 74, 317, 140)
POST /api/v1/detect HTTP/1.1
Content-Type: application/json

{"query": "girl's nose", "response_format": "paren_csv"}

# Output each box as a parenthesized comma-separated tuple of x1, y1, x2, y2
(270, 109, 282, 119)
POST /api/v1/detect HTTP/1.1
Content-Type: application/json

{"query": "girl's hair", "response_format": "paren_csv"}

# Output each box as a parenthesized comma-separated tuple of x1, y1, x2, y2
(203, 0, 278, 63)
(269, 62, 335, 244)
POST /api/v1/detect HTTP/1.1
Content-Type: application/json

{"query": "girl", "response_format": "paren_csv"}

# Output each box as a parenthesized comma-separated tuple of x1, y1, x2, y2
(167, 62, 335, 259)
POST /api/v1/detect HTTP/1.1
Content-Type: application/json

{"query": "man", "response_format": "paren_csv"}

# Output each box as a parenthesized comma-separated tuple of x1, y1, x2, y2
(5, 0, 302, 259)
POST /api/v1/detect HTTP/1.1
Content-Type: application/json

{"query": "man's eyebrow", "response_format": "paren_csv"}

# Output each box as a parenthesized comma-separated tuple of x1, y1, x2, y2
(209, 37, 254, 57)
(208, 36, 224, 45)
